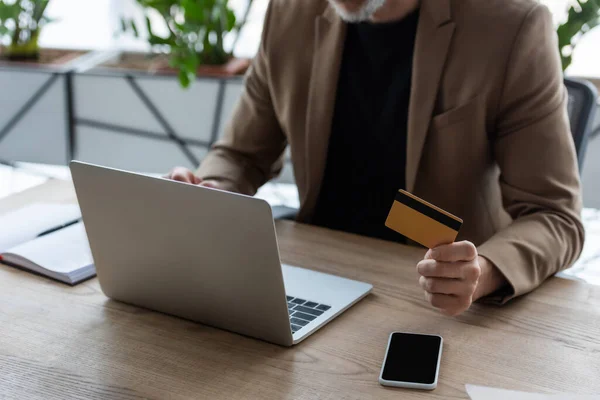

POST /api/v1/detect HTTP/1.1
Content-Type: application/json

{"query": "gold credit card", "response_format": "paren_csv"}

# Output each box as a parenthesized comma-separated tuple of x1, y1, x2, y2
(385, 190, 463, 249)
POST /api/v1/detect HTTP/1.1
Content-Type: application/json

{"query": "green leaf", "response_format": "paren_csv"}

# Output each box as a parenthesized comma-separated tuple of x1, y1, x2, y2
(139, 0, 176, 16)
(225, 9, 236, 31)
(184, 52, 199, 72)
(182, 0, 204, 22)
(120, 17, 128, 33)
(148, 33, 175, 46)
(556, 0, 600, 71)
(178, 69, 191, 88)
(0, 3, 22, 21)
(145, 15, 154, 36)
(130, 20, 139, 36)
(127, 0, 239, 75)
(32, 0, 51, 24)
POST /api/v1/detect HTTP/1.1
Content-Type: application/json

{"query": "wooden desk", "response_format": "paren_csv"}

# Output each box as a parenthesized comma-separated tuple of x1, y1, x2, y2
(1, 180, 599, 399)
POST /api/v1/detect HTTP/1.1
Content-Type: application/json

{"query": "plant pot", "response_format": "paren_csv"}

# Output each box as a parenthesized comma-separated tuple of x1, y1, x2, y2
(196, 59, 250, 77)
(0, 48, 94, 166)
(0, 47, 86, 65)
(173, 58, 251, 78)
(99, 52, 251, 78)
(0, 32, 41, 62)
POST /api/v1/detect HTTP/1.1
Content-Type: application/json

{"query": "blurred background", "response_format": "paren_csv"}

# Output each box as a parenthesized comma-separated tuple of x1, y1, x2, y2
(0, 0, 598, 207)
(37, 0, 600, 74)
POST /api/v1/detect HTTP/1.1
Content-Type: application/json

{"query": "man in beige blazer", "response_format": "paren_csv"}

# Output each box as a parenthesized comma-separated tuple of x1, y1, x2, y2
(166, 0, 584, 316)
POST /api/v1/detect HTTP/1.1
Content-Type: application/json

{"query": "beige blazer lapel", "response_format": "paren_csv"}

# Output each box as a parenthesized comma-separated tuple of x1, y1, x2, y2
(298, 5, 346, 222)
(406, 0, 455, 192)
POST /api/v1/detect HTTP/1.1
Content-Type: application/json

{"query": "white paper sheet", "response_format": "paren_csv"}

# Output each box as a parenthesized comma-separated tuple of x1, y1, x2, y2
(0, 203, 81, 252)
(466, 384, 600, 400)
(5, 222, 92, 274)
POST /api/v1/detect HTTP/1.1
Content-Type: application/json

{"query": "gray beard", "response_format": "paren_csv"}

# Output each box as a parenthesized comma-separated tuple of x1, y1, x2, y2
(327, 0, 387, 22)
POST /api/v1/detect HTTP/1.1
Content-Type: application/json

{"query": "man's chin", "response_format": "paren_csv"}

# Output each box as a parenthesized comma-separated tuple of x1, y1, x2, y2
(327, 0, 386, 22)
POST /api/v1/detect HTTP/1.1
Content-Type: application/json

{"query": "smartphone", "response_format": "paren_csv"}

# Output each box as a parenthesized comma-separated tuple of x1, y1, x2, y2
(379, 332, 443, 390)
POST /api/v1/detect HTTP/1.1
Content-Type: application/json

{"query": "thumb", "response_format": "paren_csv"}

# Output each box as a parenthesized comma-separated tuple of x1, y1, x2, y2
(199, 179, 220, 189)
(424, 249, 434, 260)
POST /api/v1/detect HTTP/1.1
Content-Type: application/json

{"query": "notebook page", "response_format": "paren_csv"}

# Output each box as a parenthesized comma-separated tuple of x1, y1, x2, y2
(0, 204, 81, 252)
(4, 222, 93, 274)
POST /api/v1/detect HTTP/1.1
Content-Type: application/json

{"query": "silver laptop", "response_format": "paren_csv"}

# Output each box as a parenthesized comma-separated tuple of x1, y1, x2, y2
(70, 161, 372, 346)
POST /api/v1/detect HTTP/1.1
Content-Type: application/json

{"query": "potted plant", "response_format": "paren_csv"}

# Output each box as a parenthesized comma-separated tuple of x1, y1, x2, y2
(0, 0, 52, 61)
(70, 0, 257, 175)
(119, 0, 253, 87)
(0, 0, 93, 165)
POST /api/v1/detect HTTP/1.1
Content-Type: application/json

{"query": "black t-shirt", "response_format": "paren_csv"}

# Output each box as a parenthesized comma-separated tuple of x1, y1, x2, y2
(312, 10, 419, 243)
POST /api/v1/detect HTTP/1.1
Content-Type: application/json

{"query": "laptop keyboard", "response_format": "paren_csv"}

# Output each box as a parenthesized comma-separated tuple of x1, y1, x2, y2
(287, 296, 331, 334)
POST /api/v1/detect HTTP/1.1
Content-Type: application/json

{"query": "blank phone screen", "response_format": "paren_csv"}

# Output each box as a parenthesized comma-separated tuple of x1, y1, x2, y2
(381, 333, 442, 384)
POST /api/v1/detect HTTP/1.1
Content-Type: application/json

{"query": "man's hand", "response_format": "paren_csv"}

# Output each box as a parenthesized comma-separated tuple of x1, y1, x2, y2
(416, 241, 508, 316)
(164, 167, 226, 190)
(416, 241, 482, 316)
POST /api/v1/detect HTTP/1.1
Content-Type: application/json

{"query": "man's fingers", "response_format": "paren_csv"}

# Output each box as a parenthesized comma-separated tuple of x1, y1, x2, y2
(419, 276, 474, 296)
(166, 169, 224, 189)
(166, 167, 200, 184)
(424, 292, 470, 316)
(419, 249, 480, 316)
(424, 292, 462, 309)
(200, 180, 221, 189)
(424, 249, 433, 260)
(417, 259, 465, 279)
(166, 167, 192, 182)
(430, 241, 477, 262)
(172, 172, 194, 183)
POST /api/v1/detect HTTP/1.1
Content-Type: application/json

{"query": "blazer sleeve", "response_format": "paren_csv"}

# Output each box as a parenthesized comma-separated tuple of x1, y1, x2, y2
(477, 4, 585, 304)
(196, 1, 287, 195)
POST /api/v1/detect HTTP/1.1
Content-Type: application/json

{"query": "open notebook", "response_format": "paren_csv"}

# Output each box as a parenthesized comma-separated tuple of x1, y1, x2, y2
(0, 203, 95, 285)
